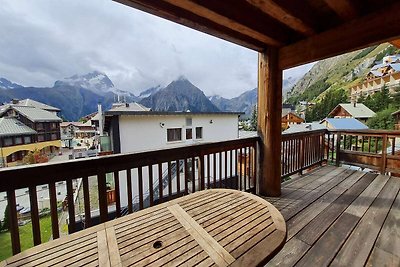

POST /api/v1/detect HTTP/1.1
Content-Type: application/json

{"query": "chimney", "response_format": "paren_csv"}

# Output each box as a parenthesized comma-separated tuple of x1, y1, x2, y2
(125, 103, 129, 108)
(11, 99, 19, 104)
(98, 103, 103, 136)
(353, 102, 356, 108)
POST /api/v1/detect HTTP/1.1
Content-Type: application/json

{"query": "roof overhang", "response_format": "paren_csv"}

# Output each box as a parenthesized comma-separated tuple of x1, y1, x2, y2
(114, 0, 400, 69)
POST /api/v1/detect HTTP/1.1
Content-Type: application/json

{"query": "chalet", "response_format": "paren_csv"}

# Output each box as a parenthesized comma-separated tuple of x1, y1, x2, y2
(0, 105, 62, 166)
(0, 118, 37, 167)
(393, 109, 400, 130)
(281, 110, 304, 130)
(350, 55, 400, 103)
(2, 1, 400, 266)
(328, 103, 375, 123)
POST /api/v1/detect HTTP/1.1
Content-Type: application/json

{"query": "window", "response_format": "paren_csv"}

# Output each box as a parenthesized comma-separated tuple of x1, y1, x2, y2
(186, 128, 192, 140)
(24, 136, 31, 144)
(196, 127, 203, 139)
(186, 117, 192, 126)
(37, 123, 44, 130)
(37, 134, 45, 142)
(51, 123, 57, 129)
(3, 138, 12, 146)
(14, 137, 23, 145)
(167, 128, 182, 142)
(51, 133, 58, 140)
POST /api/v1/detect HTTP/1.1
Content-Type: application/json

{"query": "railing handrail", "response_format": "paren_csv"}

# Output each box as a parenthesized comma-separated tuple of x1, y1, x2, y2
(0, 137, 259, 192)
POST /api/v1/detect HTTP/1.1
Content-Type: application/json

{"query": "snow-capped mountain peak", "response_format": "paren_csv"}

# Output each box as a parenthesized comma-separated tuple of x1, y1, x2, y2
(0, 78, 23, 89)
(54, 71, 115, 94)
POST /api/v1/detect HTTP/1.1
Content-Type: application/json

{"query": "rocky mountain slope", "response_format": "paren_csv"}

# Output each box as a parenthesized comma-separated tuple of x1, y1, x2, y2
(287, 43, 397, 104)
(209, 88, 257, 118)
(140, 77, 219, 112)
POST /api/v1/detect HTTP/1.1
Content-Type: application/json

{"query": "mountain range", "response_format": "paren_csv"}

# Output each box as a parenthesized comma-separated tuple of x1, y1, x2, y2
(0, 70, 304, 121)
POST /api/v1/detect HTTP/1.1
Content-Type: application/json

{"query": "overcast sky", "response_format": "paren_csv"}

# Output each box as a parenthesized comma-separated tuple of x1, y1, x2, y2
(0, 0, 314, 98)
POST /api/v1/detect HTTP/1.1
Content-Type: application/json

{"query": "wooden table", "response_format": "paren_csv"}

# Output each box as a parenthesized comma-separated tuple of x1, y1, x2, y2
(2, 189, 286, 267)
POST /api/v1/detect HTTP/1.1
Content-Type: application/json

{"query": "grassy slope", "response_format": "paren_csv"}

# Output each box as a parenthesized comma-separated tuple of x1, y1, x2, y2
(0, 215, 53, 261)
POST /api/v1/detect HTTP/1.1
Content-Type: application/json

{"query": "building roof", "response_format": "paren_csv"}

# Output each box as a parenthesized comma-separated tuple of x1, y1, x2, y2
(17, 99, 60, 112)
(105, 111, 244, 116)
(392, 109, 400, 116)
(283, 122, 326, 134)
(322, 118, 369, 130)
(60, 121, 85, 127)
(0, 117, 37, 137)
(6, 106, 62, 122)
(328, 103, 376, 119)
(109, 102, 151, 112)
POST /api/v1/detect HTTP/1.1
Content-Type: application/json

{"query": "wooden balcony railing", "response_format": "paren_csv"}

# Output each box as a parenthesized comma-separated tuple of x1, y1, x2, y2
(326, 129, 400, 174)
(0, 129, 399, 257)
(281, 129, 326, 178)
(395, 124, 400, 131)
(0, 137, 258, 255)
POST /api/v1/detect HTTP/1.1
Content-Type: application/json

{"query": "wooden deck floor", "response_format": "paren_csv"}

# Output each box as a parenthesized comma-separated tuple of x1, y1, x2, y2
(263, 165, 400, 267)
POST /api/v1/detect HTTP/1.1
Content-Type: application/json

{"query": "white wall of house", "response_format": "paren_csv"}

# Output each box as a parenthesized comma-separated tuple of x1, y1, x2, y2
(109, 113, 240, 210)
(118, 114, 239, 153)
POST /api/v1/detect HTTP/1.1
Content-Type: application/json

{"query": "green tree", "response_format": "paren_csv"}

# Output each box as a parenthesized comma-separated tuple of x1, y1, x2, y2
(392, 86, 400, 109)
(305, 89, 348, 122)
(367, 107, 396, 130)
(249, 105, 257, 131)
(3, 205, 10, 231)
(363, 85, 391, 112)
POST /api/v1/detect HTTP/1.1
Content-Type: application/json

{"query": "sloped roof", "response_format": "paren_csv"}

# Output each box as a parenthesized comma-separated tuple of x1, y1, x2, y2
(392, 109, 400, 116)
(328, 103, 376, 119)
(109, 102, 151, 112)
(0, 117, 36, 137)
(283, 122, 326, 134)
(18, 99, 60, 112)
(390, 63, 400, 72)
(322, 118, 369, 130)
(9, 106, 62, 122)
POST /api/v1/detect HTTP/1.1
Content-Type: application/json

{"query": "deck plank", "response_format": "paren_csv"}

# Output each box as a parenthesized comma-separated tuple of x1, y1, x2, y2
(285, 170, 365, 240)
(369, 188, 400, 259)
(330, 177, 400, 267)
(296, 173, 376, 246)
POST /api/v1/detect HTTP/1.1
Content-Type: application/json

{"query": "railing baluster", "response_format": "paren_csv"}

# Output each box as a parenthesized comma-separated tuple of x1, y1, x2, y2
(219, 152, 222, 188)
(148, 165, 154, 206)
(224, 151, 228, 188)
(82, 176, 92, 226)
(66, 179, 75, 234)
(97, 168, 108, 223)
(158, 164, 163, 202)
(168, 161, 172, 199)
(29, 186, 41, 245)
(200, 155, 205, 190)
(176, 159, 181, 194)
(7, 190, 20, 255)
(239, 149, 242, 190)
(184, 159, 189, 194)
(244, 148, 247, 190)
(368, 136, 372, 152)
(207, 154, 211, 189)
(248, 148, 252, 190)
(213, 153, 217, 188)
(191, 157, 196, 192)
(138, 166, 144, 210)
(48, 182, 59, 239)
(230, 150, 233, 189)
(127, 169, 133, 213)
(392, 137, 396, 156)
(113, 172, 121, 217)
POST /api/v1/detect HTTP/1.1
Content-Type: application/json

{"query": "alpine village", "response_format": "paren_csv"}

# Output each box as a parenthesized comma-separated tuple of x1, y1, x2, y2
(0, 1, 399, 266)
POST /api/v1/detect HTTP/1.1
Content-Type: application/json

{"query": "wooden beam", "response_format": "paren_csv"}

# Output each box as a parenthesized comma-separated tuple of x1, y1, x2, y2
(390, 39, 400, 48)
(279, 2, 400, 69)
(113, 0, 269, 50)
(324, 0, 358, 21)
(245, 0, 315, 36)
(257, 49, 282, 197)
(162, 0, 284, 46)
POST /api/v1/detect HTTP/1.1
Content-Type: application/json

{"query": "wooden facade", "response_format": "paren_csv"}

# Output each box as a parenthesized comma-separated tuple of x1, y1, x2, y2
(281, 112, 305, 130)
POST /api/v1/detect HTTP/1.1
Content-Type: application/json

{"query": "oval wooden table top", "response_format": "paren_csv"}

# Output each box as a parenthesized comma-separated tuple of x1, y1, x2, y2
(2, 189, 286, 267)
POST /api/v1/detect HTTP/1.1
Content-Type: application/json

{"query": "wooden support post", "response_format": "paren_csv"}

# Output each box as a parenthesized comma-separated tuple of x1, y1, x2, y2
(257, 49, 282, 197)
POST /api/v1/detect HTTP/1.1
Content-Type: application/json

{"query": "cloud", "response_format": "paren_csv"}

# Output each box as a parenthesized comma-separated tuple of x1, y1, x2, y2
(0, 0, 313, 98)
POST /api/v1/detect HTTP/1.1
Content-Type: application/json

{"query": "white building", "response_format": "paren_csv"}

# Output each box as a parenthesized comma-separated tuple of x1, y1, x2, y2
(103, 108, 242, 209)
